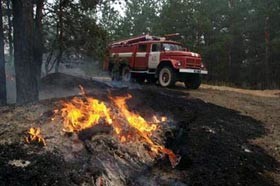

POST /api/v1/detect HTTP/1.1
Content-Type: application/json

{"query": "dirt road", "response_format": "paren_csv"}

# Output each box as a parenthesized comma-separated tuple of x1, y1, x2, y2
(186, 84, 280, 160)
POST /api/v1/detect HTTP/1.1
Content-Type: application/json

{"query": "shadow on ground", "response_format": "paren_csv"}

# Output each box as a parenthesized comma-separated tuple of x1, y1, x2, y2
(122, 88, 279, 186)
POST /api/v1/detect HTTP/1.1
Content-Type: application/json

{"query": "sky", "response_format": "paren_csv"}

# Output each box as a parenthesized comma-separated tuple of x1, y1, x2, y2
(112, 1, 126, 17)
(47, 0, 126, 17)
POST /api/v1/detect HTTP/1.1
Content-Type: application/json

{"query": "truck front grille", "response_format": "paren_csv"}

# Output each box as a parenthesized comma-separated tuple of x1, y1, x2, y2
(186, 59, 201, 69)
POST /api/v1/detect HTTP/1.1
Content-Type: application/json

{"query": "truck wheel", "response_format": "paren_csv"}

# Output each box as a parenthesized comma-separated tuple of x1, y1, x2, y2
(121, 66, 131, 82)
(158, 66, 176, 87)
(184, 74, 201, 89)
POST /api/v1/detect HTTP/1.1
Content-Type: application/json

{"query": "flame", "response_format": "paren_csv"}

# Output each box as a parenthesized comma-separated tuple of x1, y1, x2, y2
(112, 94, 157, 133)
(25, 127, 46, 146)
(55, 86, 179, 167)
(60, 97, 112, 133)
(153, 115, 168, 123)
(111, 94, 179, 168)
(56, 85, 112, 132)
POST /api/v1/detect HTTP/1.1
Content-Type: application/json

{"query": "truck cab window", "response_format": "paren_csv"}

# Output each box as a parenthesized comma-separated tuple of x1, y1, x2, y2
(162, 43, 183, 51)
(152, 43, 161, 52)
(138, 44, 147, 52)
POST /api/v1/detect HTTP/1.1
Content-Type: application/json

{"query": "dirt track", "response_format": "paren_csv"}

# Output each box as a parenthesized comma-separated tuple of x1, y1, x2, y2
(173, 84, 280, 184)
(0, 73, 280, 186)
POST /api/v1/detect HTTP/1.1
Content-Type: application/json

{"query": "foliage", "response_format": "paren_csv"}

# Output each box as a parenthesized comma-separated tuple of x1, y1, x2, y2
(106, 0, 280, 89)
(44, 1, 108, 62)
(1, 0, 279, 95)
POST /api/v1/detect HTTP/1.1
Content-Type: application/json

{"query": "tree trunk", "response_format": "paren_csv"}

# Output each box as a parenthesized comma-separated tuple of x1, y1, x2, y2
(33, 0, 44, 89)
(12, 0, 38, 104)
(264, 16, 270, 89)
(227, 0, 234, 82)
(7, 0, 13, 64)
(0, 0, 7, 105)
(55, 0, 64, 73)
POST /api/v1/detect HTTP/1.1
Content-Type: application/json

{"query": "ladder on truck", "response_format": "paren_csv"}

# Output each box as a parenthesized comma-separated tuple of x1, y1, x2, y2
(110, 33, 180, 47)
(110, 35, 164, 47)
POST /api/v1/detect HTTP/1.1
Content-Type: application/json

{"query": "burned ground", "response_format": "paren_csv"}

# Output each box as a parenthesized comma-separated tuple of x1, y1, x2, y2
(0, 144, 71, 186)
(124, 88, 279, 185)
(0, 73, 279, 186)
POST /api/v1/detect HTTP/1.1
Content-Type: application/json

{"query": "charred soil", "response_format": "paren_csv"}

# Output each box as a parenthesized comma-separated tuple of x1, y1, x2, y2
(0, 73, 279, 186)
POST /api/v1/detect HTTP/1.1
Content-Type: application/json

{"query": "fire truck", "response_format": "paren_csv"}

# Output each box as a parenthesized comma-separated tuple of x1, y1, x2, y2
(103, 34, 208, 89)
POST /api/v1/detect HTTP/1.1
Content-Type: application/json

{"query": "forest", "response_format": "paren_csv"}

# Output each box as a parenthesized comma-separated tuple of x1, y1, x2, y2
(0, 0, 280, 105)
(0, 1, 280, 185)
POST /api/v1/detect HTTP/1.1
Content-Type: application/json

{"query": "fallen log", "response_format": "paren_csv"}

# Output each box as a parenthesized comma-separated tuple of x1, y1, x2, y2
(78, 124, 113, 141)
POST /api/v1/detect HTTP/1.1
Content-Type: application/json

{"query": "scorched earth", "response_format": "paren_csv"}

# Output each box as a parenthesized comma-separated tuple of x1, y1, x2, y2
(0, 73, 279, 186)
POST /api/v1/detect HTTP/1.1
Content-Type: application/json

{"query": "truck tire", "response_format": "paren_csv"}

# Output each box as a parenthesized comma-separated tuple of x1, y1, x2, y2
(121, 66, 131, 82)
(158, 66, 176, 87)
(184, 74, 201, 89)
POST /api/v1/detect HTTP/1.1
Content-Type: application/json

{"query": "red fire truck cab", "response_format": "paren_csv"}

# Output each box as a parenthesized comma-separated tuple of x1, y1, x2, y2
(104, 34, 208, 89)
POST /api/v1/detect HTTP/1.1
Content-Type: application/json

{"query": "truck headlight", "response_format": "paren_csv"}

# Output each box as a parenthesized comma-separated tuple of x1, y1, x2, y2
(201, 63, 205, 68)
(176, 61, 182, 66)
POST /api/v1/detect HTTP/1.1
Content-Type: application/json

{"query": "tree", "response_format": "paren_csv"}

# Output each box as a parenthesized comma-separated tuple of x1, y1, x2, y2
(6, 0, 13, 64)
(33, 0, 44, 86)
(44, 0, 108, 74)
(12, 0, 43, 104)
(0, 0, 6, 105)
(110, 0, 280, 88)
(97, 1, 123, 41)
(54, 0, 65, 73)
(116, 0, 160, 39)
(158, 0, 199, 47)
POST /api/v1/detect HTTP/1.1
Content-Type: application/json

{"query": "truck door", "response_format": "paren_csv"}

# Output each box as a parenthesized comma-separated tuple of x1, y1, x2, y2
(134, 44, 149, 70)
(148, 43, 161, 69)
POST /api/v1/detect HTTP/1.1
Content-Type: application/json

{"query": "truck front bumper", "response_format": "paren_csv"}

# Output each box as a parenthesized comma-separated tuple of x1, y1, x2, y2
(179, 68, 208, 74)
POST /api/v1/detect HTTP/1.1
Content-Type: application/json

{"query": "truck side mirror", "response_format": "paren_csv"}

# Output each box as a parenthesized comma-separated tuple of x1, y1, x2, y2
(184, 48, 189, 51)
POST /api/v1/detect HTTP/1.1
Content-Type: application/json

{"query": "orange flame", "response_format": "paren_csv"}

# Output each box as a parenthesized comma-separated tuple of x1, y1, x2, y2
(111, 94, 180, 168)
(56, 87, 179, 167)
(25, 127, 46, 146)
(112, 94, 157, 133)
(60, 97, 112, 133)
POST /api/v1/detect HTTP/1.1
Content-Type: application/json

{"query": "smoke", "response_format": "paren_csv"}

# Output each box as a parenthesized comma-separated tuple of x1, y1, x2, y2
(5, 64, 16, 104)
(6, 60, 142, 104)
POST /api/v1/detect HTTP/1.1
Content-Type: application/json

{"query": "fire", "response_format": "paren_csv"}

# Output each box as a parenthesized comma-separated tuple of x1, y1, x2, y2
(60, 97, 112, 133)
(111, 94, 179, 168)
(56, 87, 179, 167)
(153, 115, 167, 123)
(25, 127, 46, 146)
(112, 94, 157, 133)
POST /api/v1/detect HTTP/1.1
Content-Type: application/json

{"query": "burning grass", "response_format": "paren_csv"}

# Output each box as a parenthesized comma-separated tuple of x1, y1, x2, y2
(25, 127, 46, 146)
(25, 86, 179, 168)
(3, 74, 278, 185)
(111, 94, 180, 167)
(59, 96, 112, 133)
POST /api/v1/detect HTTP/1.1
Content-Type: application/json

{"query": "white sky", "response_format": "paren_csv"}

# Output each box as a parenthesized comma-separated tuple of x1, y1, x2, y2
(47, 0, 126, 17)
(112, 1, 126, 17)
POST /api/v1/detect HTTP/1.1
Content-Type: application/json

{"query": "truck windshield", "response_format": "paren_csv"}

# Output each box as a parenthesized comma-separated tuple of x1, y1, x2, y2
(162, 43, 183, 51)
